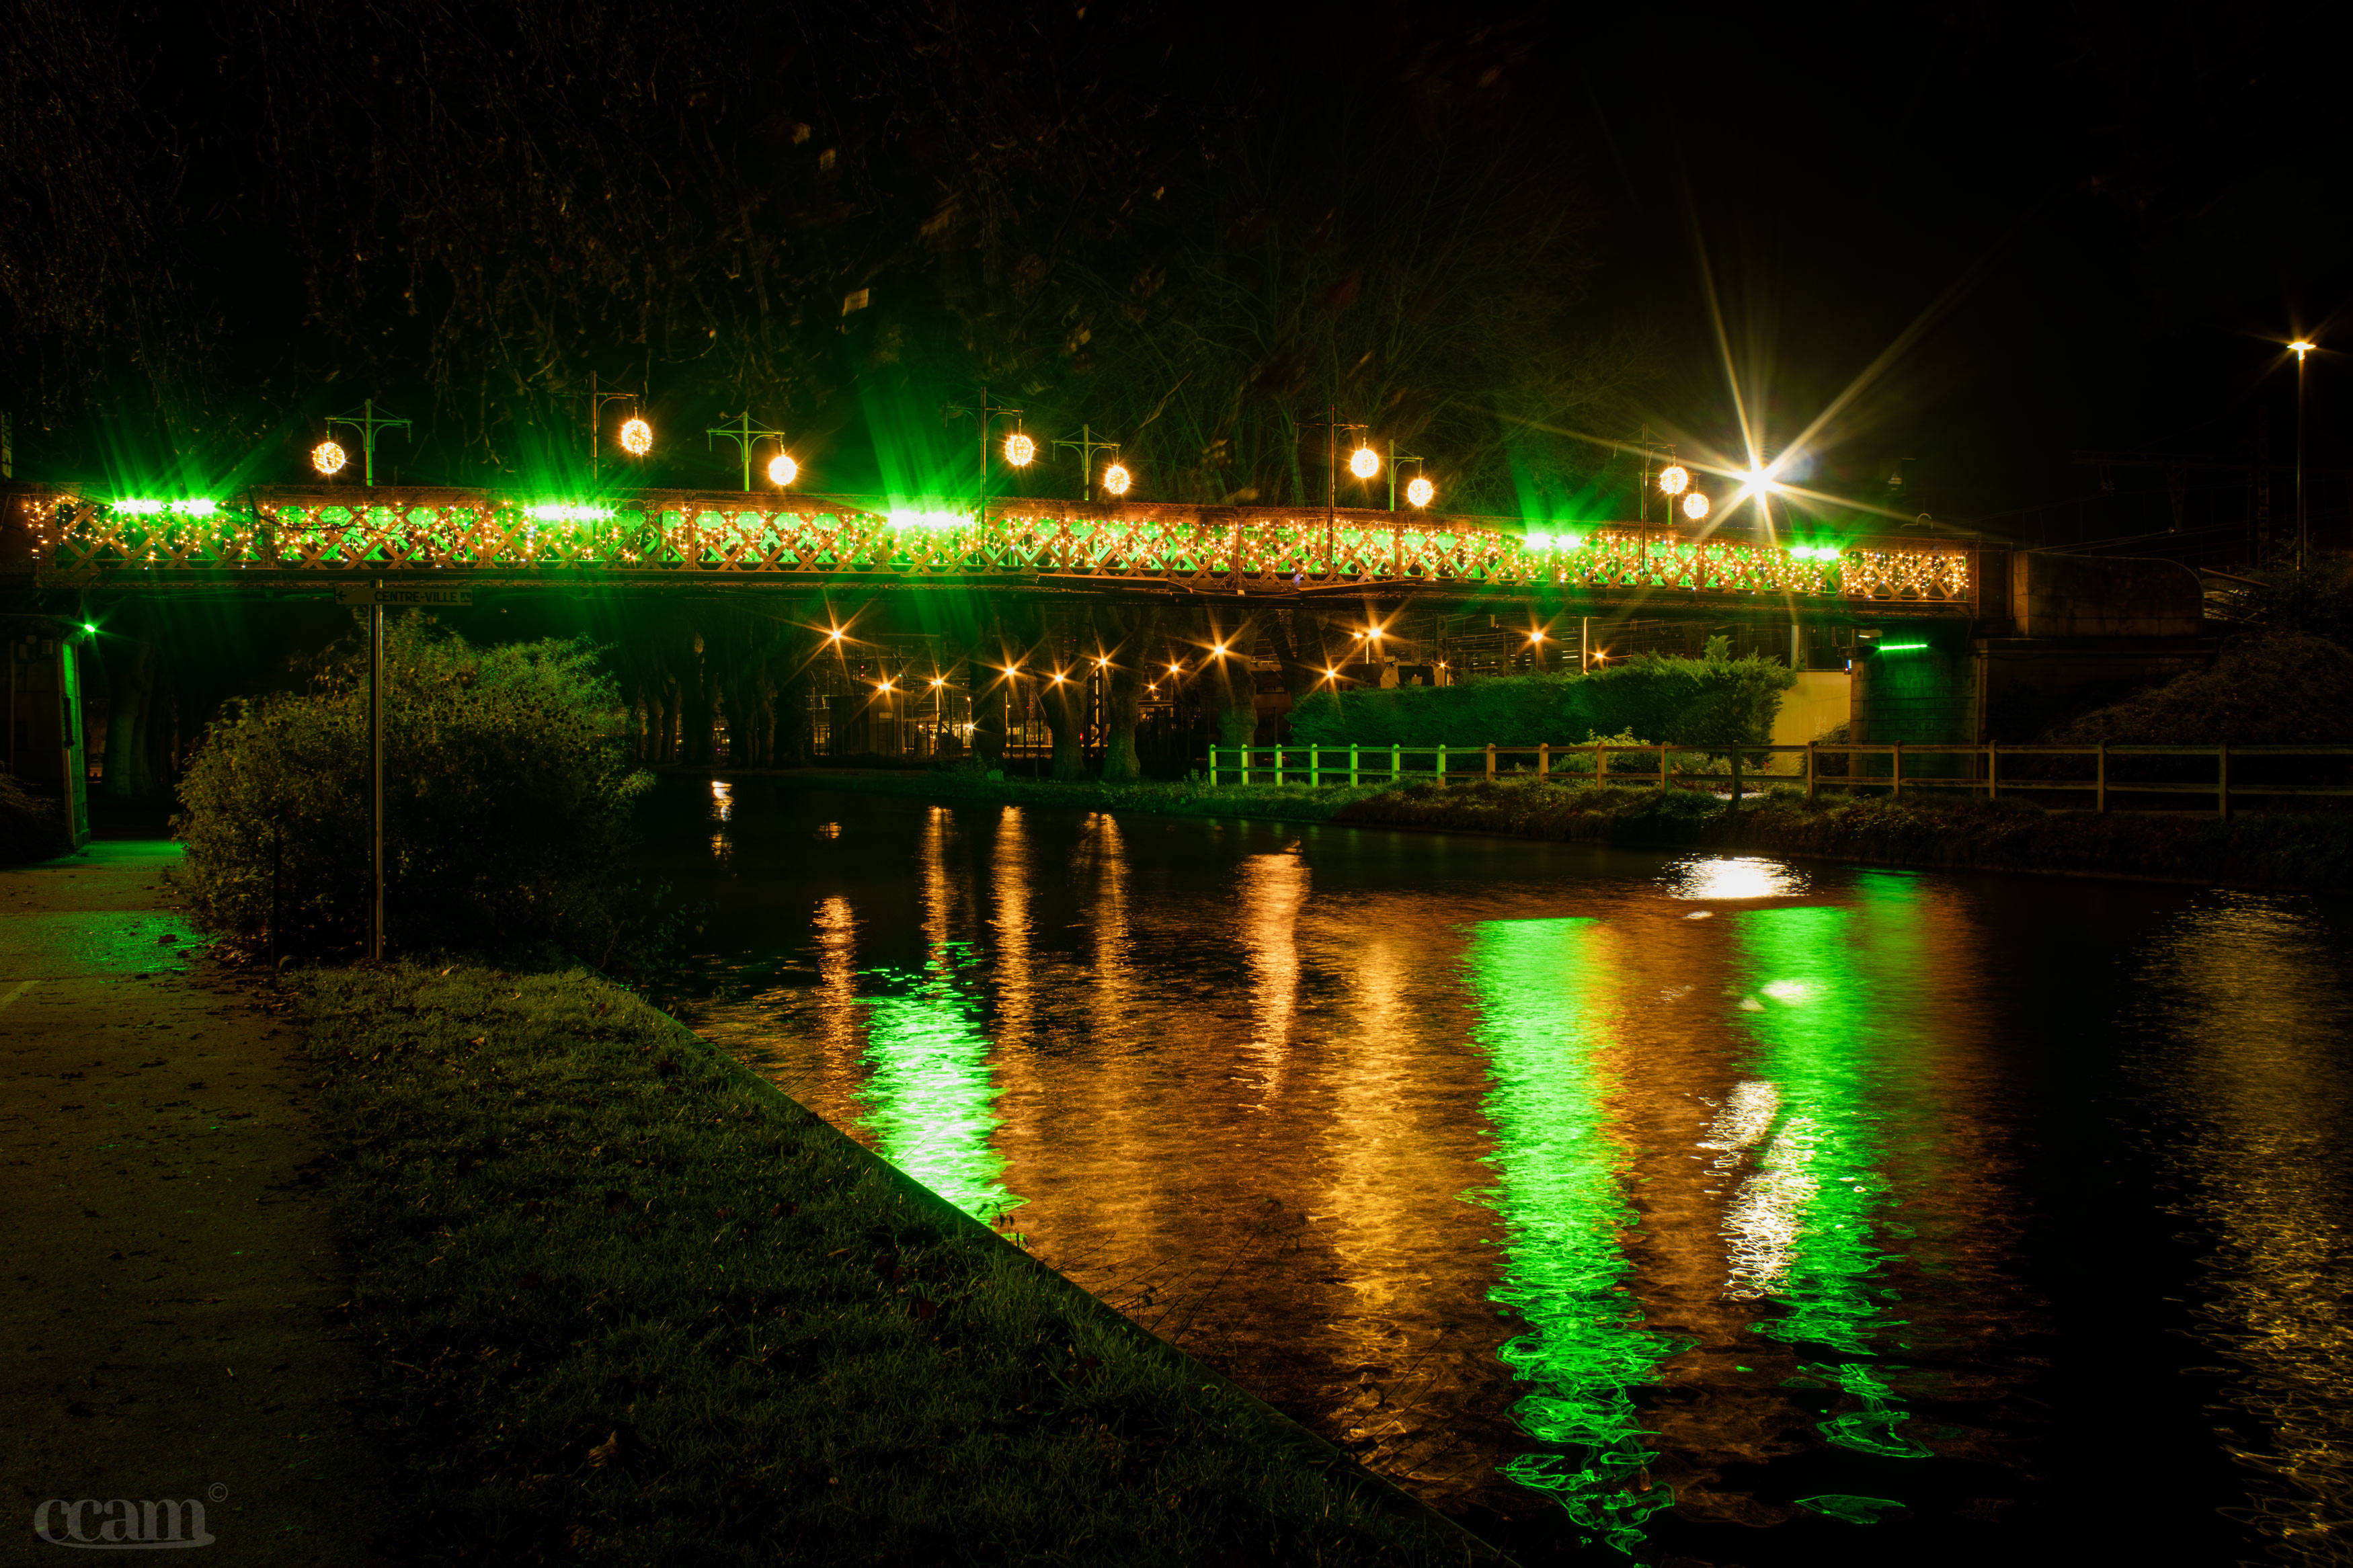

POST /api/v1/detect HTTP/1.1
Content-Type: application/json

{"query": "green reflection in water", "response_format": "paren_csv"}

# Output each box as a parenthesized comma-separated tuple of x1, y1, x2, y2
(1732, 887, 1926, 1460)
(1466, 917, 1679, 1554)
(856, 943, 1025, 1224)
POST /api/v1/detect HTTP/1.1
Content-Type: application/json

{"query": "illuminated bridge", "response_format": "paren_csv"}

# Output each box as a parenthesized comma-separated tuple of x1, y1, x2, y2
(12, 486, 1978, 624)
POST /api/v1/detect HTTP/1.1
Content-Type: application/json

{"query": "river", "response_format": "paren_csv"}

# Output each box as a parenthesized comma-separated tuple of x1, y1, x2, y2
(642, 776, 2353, 1567)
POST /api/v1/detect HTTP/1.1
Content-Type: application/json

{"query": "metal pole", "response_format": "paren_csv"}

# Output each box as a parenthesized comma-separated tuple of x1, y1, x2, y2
(370, 587, 385, 960)
(2297, 350, 2309, 572)
(1581, 616, 1591, 673)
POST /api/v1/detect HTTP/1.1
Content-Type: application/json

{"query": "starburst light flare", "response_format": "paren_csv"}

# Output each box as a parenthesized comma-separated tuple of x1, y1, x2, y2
(768, 453, 799, 486)
(619, 417, 653, 456)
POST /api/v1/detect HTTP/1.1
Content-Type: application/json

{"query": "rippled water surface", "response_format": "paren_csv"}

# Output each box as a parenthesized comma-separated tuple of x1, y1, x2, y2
(645, 778, 2353, 1566)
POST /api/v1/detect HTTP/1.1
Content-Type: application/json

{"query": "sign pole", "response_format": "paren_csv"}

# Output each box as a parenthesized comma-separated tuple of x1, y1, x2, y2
(370, 580, 385, 960)
(335, 581, 470, 963)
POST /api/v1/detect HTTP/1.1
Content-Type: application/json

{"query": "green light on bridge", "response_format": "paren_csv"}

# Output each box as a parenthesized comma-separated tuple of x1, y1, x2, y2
(110, 498, 219, 517)
(887, 507, 972, 532)
(1522, 530, 1587, 552)
(1876, 642, 1929, 652)
(526, 503, 615, 523)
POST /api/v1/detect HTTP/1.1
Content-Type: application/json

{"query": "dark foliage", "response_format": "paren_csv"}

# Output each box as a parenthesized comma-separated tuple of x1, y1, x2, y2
(2053, 633, 2353, 745)
(1, 1, 1648, 512)
(0, 773, 67, 865)
(173, 619, 655, 960)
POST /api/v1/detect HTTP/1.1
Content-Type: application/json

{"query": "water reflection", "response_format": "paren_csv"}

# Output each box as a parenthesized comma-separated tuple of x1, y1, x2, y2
(1671, 856, 1809, 901)
(647, 782, 2331, 1566)
(1730, 898, 1927, 1458)
(1464, 917, 1678, 1551)
(2137, 893, 2353, 1567)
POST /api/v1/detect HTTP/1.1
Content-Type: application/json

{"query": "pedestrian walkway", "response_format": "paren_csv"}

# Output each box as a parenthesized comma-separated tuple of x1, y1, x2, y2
(0, 842, 391, 1563)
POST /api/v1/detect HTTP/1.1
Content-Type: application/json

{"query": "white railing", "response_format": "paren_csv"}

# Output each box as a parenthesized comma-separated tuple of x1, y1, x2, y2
(1203, 741, 2353, 818)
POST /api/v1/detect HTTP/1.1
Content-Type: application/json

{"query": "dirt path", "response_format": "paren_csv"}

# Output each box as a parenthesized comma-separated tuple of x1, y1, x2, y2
(0, 842, 391, 1563)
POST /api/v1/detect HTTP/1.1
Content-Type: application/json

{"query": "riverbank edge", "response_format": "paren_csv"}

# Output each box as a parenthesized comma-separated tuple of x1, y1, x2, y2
(288, 957, 1505, 1566)
(731, 767, 2353, 893)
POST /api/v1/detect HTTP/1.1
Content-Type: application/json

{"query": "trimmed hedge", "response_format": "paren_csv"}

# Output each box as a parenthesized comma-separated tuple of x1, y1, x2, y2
(1289, 651, 1794, 749)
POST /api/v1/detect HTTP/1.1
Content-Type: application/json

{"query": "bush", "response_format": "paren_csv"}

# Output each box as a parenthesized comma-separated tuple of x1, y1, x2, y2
(1289, 647, 1794, 750)
(0, 773, 66, 865)
(2053, 632, 2353, 745)
(175, 618, 655, 961)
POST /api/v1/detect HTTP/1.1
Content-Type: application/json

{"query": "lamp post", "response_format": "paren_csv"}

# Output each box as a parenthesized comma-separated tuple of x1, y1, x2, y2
(706, 410, 790, 493)
(2291, 339, 2316, 571)
(947, 388, 1027, 521)
(1053, 424, 1121, 501)
(1385, 440, 1426, 512)
(570, 372, 643, 483)
(323, 399, 411, 488)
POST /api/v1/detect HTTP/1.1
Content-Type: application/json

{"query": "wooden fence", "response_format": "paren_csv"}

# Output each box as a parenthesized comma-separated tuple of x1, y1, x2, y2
(1204, 742, 2353, 818)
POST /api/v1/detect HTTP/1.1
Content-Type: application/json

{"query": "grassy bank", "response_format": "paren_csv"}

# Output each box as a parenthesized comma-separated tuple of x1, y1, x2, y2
(292, 960, 1484, 1567)
(758, 768, 2353, 891)
(1332, 776, 2353, 891)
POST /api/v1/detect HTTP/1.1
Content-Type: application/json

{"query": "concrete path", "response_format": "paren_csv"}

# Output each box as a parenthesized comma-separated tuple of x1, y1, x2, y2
(1, 843, 391, 1563)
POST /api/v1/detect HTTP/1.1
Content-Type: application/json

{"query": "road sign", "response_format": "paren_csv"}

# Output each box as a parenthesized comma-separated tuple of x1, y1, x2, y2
(334, 585, 473, 608)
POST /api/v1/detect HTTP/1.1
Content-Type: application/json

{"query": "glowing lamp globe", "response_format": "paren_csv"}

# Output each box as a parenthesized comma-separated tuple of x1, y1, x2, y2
(1405, 475, 1435, 508)
(768, 452, 799, 486)
(619, 417, 653, 456)
(1682, 491, 1711, 520)
(1101, 462, 1132, 497)
(311, 440, 349, 477)
(1658, 464, 1690, 496)
(1003, 431, 1036, 467)
(1349, 446, 1380, 479)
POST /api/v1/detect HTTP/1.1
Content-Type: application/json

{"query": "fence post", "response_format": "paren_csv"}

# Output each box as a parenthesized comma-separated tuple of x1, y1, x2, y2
(1437, 743, 1449, 786)
(1391, 743, 1401, 784)
(1805, 741, 1817, 800)
(2096, 741, 2108, 815)
(1486, 743, 1497, 780)
(2219, 743, 2231, 821)
(1538, 742, 1550, 778)
(1208, 747, 1220, 786)
(1596, 741, 1606, 785)
(1349, 743, 1360, 786)
(1892, 741, 1903, 799)
(1989, 741, 1999, 800)
(1310, 746, 1320, 787)
(1659, 742, 1670, 790)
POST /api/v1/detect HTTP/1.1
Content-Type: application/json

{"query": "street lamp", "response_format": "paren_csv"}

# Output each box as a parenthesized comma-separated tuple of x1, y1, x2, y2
(1682, 491, 1711, 521)
(2291, 339, 2317, 571)
(1406, 474, 1435, 508)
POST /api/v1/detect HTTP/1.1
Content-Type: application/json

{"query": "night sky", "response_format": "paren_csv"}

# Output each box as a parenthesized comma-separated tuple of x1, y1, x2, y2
(3, 1, 2342, 550)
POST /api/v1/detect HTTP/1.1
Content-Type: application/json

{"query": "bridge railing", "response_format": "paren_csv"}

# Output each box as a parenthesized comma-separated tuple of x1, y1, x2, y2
(17, 485, 1975, 602)
(1204, 742, 2353, 818)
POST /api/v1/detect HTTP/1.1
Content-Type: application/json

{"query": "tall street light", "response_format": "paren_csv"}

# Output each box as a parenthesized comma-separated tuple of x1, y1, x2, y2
(2291, 339, 2316, 571)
